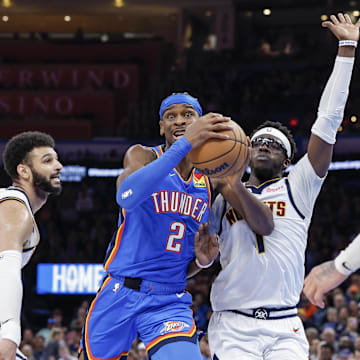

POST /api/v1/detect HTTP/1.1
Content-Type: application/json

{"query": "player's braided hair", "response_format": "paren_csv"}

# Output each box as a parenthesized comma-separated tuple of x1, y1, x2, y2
(3, 131, 55, 180)
(250, 121, 297, 160)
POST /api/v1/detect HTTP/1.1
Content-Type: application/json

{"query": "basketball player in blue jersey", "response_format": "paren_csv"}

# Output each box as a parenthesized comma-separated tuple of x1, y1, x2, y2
(198, 13, 359, 359)
(0, 131, 62, 360)
(79, 93, 274, 360)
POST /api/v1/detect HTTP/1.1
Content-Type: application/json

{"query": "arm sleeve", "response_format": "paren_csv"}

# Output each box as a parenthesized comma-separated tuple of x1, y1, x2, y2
(335, 233, 360, 276)
(117, 137, 192, 210)
(287, 155, 326, 218)
(0, 250, 22, 346)
(311, 56, 355, 144)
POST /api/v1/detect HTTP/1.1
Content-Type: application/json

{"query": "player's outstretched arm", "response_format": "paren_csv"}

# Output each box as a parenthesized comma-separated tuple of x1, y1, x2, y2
(304, 233, 360, 308)
(303, 261, 347, 308)
(0, 200, 33, 360)
(116, 114, 232, 210)
(308, 13, 359, 177)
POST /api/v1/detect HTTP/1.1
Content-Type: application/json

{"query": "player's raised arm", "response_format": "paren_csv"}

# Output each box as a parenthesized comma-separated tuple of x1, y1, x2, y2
(304, 233, 360, 308)
(0, 201, 33, 360)
(308, 13, 359, 177)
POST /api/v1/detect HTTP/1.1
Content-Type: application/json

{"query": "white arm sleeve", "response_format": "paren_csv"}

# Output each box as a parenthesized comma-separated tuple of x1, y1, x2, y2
(287, 155, 326, 219)
(0, 250, 22, 346)
(335, 234, 360, 276)
(311, 56, 355, 144)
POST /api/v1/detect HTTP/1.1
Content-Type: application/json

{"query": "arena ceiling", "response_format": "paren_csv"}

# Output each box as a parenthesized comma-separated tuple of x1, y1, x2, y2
(0, 0, 356, 34)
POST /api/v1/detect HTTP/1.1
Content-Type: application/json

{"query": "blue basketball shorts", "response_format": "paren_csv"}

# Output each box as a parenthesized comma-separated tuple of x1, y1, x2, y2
(80, 275, 199, 359)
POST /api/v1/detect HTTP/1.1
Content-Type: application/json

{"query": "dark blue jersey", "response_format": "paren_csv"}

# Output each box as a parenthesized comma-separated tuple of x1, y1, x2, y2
(104, 145, 212, 289)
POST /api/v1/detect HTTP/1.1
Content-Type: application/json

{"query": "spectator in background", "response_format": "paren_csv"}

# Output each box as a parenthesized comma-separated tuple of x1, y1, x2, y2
(343, 317, 358, 344)
(318, 342, 335, 360)
(320, 327, 337, 352)
(306, 327, 320, 345)
(58, 344, 77, 360)
(37, 318, 57, 344)
(32, 335, 45, 360)
(337, 306, 350, 337)
(22, 328, 34, 346)
(336, 347, 353, 360)
(309, 338, 321, 360)
(41, 327, 65, 360)
(323, 307, 338, 331)
(21, 344, 35, 360)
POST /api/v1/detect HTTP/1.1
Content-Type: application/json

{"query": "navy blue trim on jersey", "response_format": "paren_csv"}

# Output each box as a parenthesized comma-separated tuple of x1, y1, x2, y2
(23, 246, 35, 253)
(16, 352, 27, 360)
(285, 178, 305, 220)
(213, 355, 220, 360)
(245, 178, 281, 195)
(147, 332, 197, 357)
(103, 230, 118, 267)
(7, 187, 33, 213)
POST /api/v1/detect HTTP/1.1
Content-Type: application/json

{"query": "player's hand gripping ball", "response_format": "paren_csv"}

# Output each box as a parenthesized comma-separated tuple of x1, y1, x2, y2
(188, 120, 248, 178)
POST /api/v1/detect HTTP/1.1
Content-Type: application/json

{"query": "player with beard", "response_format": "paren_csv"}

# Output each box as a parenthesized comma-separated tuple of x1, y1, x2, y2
(197, 12, 360, 359)
(0, 131, 62, 360)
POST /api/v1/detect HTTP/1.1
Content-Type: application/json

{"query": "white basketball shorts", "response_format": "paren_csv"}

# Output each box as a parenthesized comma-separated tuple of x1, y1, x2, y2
(208, 311, 309, 360)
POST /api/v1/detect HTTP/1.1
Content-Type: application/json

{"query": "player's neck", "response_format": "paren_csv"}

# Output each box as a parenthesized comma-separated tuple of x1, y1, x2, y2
(175, 157, 194, 181)
(247, 172, 282, 187)
(11, 181, 48, 213)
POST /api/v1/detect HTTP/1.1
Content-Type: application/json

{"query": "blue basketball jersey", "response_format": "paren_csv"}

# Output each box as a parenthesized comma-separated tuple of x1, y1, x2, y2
(104, 144, 212, 288)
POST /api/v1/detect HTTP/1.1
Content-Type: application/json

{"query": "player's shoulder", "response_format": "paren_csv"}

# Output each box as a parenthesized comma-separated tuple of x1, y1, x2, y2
(124, 144, 156, 165)
(0, 198, 33, 232)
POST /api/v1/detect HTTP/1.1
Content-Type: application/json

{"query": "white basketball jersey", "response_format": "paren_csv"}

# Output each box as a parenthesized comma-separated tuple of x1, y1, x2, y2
(210, 155, 325, 311)
(0, 187, 40, 268)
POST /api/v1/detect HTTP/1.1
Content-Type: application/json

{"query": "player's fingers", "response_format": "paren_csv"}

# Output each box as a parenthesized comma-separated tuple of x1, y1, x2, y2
(330, 14, 340, 24)
(344, 13, 353, 24)
(202, 222, 209, 233)
(355, 17, 360, 28)
(194, 231, 200, 244)
(210, 123, 233, 132)
(211, 234, 219, 247)
(199, 223, 209, 237)
(321, 21, 334, 29)
(314, 292, 325, 308)
(338, 13, 346, 23)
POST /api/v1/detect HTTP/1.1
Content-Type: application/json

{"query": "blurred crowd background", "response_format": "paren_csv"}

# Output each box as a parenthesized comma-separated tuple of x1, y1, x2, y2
(0, 0, 359, 359)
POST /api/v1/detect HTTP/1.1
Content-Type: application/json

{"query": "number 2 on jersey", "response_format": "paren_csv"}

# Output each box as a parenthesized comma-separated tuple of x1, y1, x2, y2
(166, 221, 186, 253)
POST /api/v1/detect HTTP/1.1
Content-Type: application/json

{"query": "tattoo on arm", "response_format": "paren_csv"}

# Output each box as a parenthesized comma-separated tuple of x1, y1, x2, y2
(315, 261, 335, 281)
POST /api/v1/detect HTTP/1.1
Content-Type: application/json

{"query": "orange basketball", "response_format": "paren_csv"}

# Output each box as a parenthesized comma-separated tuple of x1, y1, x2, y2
(188, 120, 248, 178)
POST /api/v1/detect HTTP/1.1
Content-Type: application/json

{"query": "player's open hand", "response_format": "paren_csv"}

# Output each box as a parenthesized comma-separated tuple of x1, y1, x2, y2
(194, 222, 219, 267)
(303, 260, 348, 308)
(322, 13, 360, 41)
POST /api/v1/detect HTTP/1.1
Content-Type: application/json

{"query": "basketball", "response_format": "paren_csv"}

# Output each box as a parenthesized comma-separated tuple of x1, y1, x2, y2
(188, 120, 248, 178)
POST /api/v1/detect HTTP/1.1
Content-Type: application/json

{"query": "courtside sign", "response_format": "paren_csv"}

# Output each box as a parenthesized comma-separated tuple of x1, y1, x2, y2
(37, 263, 106, 294)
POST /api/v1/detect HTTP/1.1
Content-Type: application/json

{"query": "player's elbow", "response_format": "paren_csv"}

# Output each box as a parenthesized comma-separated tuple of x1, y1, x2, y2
(257, 218, 274, 236)
(116, 183, 136, 210)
